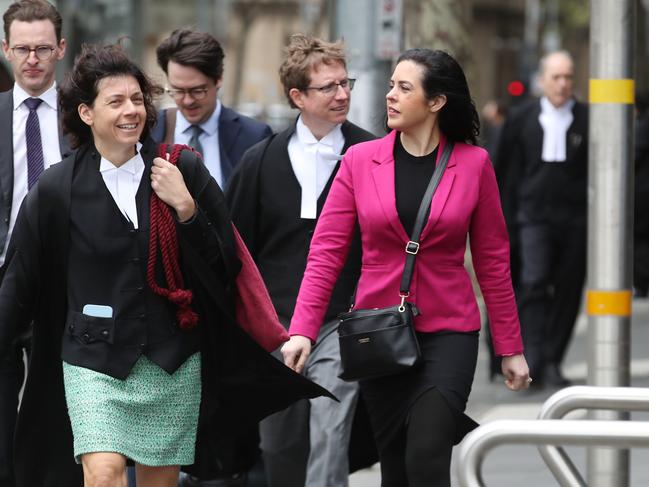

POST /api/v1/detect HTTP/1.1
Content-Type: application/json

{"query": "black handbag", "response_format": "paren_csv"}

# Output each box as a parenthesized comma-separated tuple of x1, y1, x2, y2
(337, 141, 454, 382)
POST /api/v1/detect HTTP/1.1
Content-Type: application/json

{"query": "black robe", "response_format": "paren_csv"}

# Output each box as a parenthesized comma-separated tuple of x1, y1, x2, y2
(226, 120, 379, 472)
(0, 137, 332, 486)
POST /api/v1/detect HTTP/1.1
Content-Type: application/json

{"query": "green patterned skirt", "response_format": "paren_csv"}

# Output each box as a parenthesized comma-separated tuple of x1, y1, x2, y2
(62, 353, 201, 466)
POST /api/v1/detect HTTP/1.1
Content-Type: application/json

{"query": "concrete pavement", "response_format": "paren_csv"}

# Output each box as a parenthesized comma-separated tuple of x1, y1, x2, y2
(349, 297, 649, 486)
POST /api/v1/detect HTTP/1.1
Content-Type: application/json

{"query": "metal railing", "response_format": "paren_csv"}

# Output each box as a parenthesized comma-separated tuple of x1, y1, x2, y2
(456, 420, 649, 487)
(456, 386, 649, 487)
(538, 386, 649, 486)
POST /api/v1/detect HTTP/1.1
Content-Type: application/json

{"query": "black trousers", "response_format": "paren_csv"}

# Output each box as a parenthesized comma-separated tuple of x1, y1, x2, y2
(0, 339, 28, 487)
(517, 222, 586, 379)
(378, 388, 457, 487)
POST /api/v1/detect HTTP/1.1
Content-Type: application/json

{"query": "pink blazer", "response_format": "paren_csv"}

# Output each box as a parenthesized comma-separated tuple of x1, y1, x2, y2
(289, 131, 523, 356)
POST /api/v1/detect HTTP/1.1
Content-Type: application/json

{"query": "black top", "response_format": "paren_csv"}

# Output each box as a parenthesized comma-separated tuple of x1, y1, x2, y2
(394, 134, 439, 236)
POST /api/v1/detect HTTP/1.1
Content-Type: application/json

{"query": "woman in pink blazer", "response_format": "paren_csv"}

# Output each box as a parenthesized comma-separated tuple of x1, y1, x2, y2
(283, 49, 530, 486)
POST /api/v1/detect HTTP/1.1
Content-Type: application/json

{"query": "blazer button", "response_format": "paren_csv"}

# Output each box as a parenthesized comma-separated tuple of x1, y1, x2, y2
(3, 217, 8, 224)
(139, 343, 146, 351)
(138, 314, 146, 320)
(82, 332, 90, 343)
(68, 324, 75, 332)
(101, 330, 109, 338)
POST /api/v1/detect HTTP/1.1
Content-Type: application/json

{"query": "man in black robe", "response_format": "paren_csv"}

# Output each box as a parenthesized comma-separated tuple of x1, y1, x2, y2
(226, 34, 376, 487)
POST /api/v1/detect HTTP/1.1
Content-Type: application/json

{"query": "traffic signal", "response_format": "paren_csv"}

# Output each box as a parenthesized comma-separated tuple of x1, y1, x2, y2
(507, 80, 525, 97)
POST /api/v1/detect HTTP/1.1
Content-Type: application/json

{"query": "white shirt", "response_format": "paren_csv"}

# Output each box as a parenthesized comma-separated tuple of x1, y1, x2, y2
(99, 143, 145, 229)
(2, 82, 62, 265)
(288, 116, 344, 219)
(539, 96, 575, 162)
(174, 100, 223, 187)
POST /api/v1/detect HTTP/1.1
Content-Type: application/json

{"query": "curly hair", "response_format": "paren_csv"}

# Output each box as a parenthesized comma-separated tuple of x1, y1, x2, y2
(59, 43, 162, 149)
(396, 49, 480, 144)
(156, 29, 225, 82)
(279, 33, 347, 109)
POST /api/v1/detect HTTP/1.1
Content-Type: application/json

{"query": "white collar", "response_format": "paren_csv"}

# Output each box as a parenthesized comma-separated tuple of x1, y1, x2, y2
(540, 96, 574, 116)
(295, 115, 344, 150)
(13, 82, 58, 110)
(177, 99, 222, 136)
(99, 142, 144, 173)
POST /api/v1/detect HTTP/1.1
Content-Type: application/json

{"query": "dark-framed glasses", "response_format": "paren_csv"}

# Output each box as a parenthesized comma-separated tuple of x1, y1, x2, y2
(305, 78, 356, 96)
(166, 87, 209, 101)
(11, 45, 56, 61)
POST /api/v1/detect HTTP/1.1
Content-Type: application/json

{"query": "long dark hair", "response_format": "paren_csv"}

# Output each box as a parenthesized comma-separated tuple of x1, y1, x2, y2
(396, 49, 479, 144)
(59, 43, 161, 149)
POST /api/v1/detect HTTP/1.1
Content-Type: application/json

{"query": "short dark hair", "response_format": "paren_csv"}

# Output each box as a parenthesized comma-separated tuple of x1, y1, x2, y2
(396, 49, 480, 144)
(279, 33, 347, 109)
(59, 43, 161, 148)
(3, 0, 62, 42)
(156, 29, 224, 82)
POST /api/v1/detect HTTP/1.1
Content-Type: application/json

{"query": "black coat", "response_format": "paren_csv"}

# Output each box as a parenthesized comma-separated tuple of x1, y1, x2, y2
(495, 97, 588, 227)
(226, 120, 376, 322)
(225, 120, 379, 472)
(0, 137, 332, 486)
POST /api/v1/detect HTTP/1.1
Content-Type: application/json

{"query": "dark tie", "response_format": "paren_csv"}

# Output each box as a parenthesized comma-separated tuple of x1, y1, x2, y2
(188, 125, 204, 157)
(24, 97, 44, 189)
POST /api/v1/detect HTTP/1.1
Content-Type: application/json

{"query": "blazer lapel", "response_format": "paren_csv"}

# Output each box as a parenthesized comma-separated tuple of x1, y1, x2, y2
(0, 91, 15, 216)
(58, 124, 72, 159)
(372, 131, 410, 241)
(218, 106, 241, 179)
(566, 101, 586, 163)
(420, 137, 456, 240)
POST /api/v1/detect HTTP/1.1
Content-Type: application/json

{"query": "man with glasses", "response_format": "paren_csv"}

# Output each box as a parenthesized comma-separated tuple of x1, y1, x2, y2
(226, 33, 376, 487)
(153, 29, 271, 487)
(0, 1, 69, 485)
(153, 29, 271, 189)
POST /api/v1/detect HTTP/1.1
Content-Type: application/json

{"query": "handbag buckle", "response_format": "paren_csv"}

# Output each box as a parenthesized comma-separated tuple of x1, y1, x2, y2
(399, 293, 409, 312)
(405, 241, 420, 255)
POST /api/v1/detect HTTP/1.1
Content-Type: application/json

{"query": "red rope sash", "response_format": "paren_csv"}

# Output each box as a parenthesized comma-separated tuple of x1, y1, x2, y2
(146, 144, 199, 330)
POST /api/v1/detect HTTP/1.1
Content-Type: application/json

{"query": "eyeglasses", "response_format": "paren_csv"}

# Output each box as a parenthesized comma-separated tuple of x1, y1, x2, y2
(304, 78, 356, 96)
(166, 87, 210, 101)
(10, 45, 56, 61)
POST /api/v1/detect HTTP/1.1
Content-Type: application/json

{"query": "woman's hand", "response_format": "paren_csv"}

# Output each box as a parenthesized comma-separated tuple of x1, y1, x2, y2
(281, 335, 312, 373)
(151, 154, 196, 222)
(501, 353, 532, 391)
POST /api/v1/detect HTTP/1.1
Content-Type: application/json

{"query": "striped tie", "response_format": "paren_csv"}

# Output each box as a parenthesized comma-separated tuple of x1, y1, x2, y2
(188, 125, 204, 157)
(24, 97, 44, 189)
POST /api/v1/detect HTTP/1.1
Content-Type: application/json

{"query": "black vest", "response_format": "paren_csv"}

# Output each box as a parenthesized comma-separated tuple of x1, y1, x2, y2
(61, 149, 200, 379)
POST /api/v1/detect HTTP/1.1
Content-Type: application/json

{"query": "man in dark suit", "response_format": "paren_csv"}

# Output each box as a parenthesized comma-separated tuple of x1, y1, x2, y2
(226, 34, 376, 487)
(152, 29, 271, 189)
(0, 1, 69, 485)
(496, 51, 588, 387)
(152, 29, 272, 487)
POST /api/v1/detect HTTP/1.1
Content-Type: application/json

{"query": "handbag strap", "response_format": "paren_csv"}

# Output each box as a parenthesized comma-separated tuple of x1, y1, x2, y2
(348, 140, 454, 310)
(398, 141, 454, 296)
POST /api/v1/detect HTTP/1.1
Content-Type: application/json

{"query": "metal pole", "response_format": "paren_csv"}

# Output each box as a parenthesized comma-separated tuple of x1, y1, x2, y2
(587, 1, 636, 486)
(521, 0, 540, 91)
(332, 0, 399, 136)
